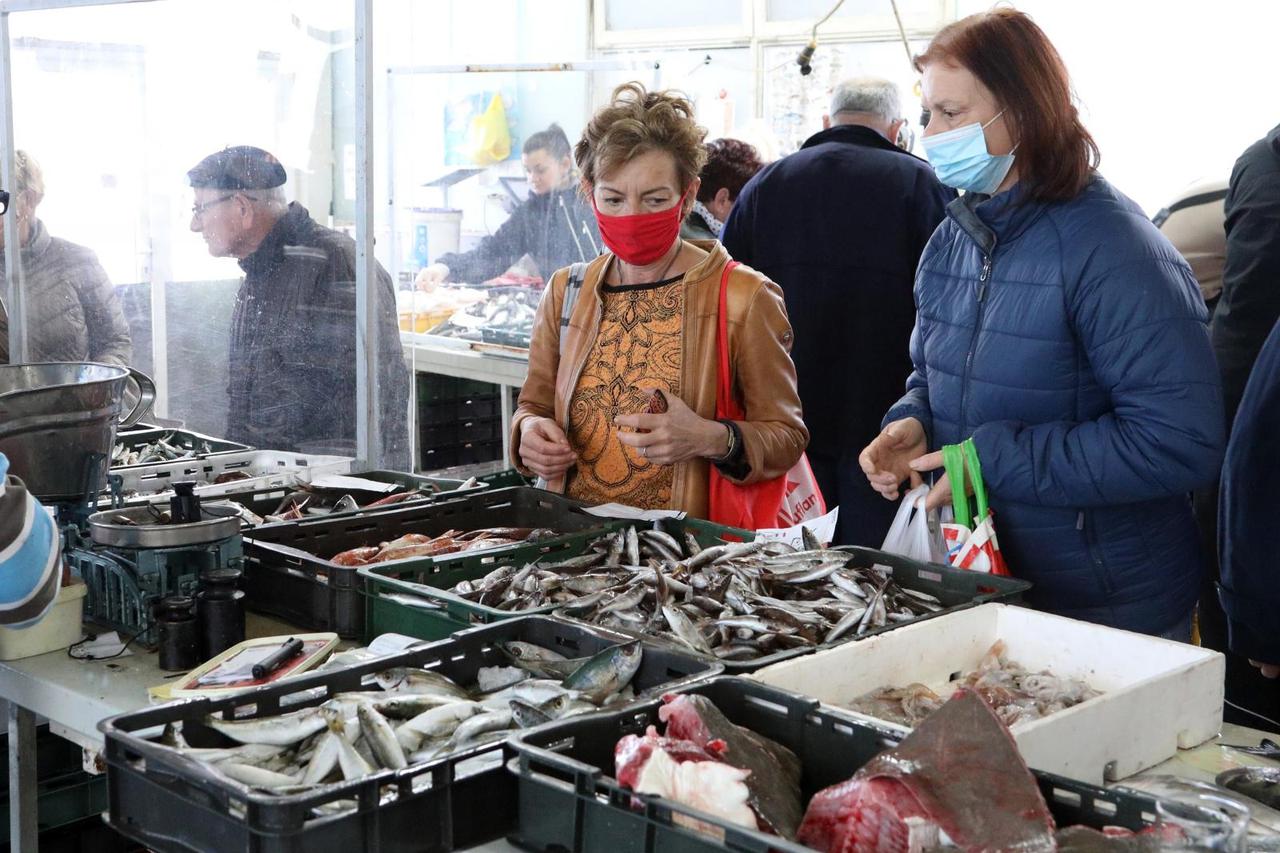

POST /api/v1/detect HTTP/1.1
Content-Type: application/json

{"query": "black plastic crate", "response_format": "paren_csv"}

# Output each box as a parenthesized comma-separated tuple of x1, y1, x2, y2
(458, 440, 502, 465)
(362, 517, 750, 642)
(420, 445, 460, 470)
(99, 616, 721, 853)
(418, 400, 460, 427)
(241, 487, 614, 639)
(419, 422, 459, 450)
(457, 397, 499, 420)
(415, 373, 458, 403)
(0, 726, 110, 836)
(111, 429, 252, 470)
(509, 676, 1159, 853)
(555, 540, 1031, 674)
(457, 417, 500, 443)
(222, 471, 482, 528)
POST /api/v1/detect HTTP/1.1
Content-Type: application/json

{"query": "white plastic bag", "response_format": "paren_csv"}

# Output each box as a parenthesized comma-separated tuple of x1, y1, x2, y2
(880, 484, 944, 564)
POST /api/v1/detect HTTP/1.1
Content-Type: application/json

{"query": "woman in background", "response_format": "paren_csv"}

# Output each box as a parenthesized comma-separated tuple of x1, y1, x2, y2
(0, 150, 132, 367)
(416, 124, 600, 287)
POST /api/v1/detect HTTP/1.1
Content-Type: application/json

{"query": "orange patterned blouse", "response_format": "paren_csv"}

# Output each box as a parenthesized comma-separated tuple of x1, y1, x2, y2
(566, 275, 684, 508)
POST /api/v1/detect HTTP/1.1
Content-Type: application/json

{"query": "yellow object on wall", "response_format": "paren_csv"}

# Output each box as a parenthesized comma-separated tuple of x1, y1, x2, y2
(469, 93, 511, 165)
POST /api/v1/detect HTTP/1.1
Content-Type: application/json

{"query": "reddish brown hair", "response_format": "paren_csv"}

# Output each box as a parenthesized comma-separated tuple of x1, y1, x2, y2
(697, 139, 764, 203)
(915, 8, 1099, 203)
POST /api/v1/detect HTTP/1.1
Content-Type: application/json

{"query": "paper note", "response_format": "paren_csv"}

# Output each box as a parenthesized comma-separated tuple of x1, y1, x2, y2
(583, 503, 686, 521)
(754, 507, 840, 549)
(307, 474, 399, 493)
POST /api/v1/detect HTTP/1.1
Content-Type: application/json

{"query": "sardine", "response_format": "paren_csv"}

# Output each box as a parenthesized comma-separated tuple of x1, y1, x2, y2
(358, 703, 407, 770)
(204, 708, 327, 746)
(561, 641, 644, 703)
(450, 710, 514, 746)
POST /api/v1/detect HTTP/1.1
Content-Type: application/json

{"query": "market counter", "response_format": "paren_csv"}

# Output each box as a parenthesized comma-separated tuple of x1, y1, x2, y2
(0, 612, 300, 851)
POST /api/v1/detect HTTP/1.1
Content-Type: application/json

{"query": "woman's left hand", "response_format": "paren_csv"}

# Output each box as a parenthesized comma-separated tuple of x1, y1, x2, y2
(908, 450, 972, 511)
(614, 390, 728, 466)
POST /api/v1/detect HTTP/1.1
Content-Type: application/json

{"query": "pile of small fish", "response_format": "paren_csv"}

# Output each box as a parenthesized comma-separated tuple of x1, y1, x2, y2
(847, 640, 1102, 728)
(330, 526, 558, 567)
(112, 432, 214, 466)
(225, 477, 478, 526)
(431, 289, 538, 346)
(441, 526, 944, 662)
(157, 639, 645, 809)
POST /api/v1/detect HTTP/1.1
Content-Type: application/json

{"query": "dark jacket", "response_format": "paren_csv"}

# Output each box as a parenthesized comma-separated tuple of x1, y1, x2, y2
(230, 203, 410, 466)
(1214, 123, 1280, 427)
(721, 124, 952, 544)
(0, 219, 132, 366)
(438, 186, 598, 283)
(887, 177, 1225, 635)
(1219, 317, 1280, 662)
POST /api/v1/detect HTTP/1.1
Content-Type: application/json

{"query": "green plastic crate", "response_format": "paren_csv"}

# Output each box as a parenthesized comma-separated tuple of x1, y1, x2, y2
(477, 468, 533, 489)
(360, 516, 753, 641)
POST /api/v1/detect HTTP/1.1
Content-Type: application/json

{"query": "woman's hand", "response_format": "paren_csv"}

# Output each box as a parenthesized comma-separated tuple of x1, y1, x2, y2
(415, 263, 450, 291)
(859, 417, 927, 501)
(614, 390, 728, 466)
(907, 450, 973, 512)
(1250, 660, 1280, 679)
(518, 417, 576, 479)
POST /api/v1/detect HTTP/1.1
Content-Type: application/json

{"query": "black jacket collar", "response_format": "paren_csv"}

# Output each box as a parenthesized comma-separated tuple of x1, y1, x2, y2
(240, 202, 311, 276)
(801, 123, 900, 153)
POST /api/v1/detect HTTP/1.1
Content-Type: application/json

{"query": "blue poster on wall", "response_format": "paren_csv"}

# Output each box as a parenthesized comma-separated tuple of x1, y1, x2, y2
(444, 89, 520, 166)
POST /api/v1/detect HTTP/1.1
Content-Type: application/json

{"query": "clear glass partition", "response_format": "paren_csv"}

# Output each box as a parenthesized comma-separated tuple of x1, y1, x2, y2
(2, 0, 411, 468)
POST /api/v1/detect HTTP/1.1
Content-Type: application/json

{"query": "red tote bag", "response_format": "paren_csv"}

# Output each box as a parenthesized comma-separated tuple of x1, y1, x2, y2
(707, 261, 826, 530)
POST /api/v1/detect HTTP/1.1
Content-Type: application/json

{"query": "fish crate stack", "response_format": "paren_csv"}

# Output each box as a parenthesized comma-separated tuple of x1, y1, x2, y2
(749, 603, 1226, 785)
(244, 487, 619, 639)
(416, 374, 515, 471)
(507, 676, 1163, 853)
(108, 450, 354, 507)
(99, 615, 721, 853)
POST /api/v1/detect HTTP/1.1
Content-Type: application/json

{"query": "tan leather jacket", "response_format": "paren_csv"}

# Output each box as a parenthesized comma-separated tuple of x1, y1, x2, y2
(511, 241, 808, 519)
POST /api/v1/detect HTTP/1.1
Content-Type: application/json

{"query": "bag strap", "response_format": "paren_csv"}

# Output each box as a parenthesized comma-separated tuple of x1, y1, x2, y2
(715, 261, 741, 416)
(557, 262, 589, 358)
(942, 443, 971, 528)
(962, 438, 991, 522)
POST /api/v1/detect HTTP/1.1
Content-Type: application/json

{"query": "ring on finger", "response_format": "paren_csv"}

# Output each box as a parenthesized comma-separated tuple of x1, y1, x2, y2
(640, 446, 647, 458)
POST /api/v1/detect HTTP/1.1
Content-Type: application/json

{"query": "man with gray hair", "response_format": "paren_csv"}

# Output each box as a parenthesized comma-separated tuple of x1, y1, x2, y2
(722, 77, 952, 546)
(188, 145, 409, 466)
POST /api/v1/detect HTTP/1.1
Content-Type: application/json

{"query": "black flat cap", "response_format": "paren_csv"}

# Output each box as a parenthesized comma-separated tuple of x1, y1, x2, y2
(187, 145, 287, 190)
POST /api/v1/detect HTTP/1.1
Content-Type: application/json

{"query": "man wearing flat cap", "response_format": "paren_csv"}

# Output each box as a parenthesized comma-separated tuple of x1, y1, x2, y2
(188, 145, 409, 464)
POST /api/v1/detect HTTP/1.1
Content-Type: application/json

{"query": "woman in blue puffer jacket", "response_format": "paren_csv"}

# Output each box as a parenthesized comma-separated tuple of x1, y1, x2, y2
(859, 8, 1224, 639)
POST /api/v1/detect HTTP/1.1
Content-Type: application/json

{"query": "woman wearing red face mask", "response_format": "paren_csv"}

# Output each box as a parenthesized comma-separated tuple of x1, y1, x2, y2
(511, 83, 807, 516)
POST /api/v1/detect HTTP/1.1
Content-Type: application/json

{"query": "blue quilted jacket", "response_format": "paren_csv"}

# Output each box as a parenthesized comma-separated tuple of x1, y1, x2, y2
(886, 176, 1225, 634)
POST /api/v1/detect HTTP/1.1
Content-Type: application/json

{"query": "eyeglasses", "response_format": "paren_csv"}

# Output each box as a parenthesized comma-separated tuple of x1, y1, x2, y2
(191, 193, 257, 220)
(0, 191, 10, 216)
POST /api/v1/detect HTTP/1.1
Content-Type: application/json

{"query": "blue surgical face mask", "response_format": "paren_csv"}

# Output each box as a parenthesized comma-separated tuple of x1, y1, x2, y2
(921, 110, 1016, 195)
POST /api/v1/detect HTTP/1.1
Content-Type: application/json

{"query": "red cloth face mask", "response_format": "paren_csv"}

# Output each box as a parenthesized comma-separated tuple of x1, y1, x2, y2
(592, 186, 690, 266)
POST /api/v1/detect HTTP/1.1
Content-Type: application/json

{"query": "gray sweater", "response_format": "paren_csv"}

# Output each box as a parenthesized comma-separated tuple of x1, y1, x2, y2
(0, 219, 132, 366)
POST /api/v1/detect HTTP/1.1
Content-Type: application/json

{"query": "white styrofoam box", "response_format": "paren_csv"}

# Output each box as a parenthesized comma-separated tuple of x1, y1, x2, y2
(750, 603, 1225, 785)
(110, 451, 353, 503)
(0, 581, 85, 660)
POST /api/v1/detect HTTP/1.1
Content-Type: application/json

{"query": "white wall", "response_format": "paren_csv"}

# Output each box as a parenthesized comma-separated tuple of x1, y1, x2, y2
(952, 0, 1280, 213)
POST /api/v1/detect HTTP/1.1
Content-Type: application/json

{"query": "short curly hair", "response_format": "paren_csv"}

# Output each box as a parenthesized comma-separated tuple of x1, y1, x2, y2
(697, 138, 763, 203)
(575, 82, 707, 192)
